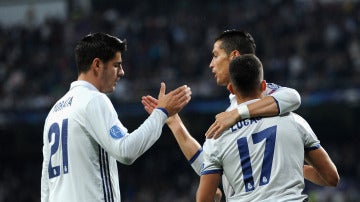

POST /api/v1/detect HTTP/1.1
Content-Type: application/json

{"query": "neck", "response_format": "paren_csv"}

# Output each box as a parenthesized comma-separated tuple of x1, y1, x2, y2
(235, 91, 262, 105)
(78, 73, 99, 90)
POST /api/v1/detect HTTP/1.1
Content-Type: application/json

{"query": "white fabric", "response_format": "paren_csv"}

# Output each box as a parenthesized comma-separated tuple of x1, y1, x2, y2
(190, 83, 302, 199)
(264, 83, 301, 115)
(201, 99, 319, 201)
(41, 80, 167, 202)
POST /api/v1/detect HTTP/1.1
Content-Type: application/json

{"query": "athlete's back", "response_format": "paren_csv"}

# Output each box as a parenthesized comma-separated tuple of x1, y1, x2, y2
(41, 81, 121, 202)
(202, 109, 320, 201)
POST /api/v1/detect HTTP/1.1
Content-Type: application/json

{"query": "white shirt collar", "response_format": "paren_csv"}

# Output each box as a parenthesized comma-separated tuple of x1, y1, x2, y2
(70, 80, 99, 92)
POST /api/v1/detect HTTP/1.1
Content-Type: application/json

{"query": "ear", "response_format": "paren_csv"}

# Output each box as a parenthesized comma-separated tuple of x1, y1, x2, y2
(260, 80, 266, 92)
(227, 83, 235, 95)
(91, 58, 102, 71)
(230, 50, 241, 59)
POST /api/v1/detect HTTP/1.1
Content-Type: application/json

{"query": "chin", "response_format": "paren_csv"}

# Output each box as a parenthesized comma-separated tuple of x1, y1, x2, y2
(217, 81, 227, 86)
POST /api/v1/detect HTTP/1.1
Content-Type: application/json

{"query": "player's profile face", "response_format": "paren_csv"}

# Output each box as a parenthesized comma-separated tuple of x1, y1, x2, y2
(99, 52, 124, 93)
(209, 40, 231, 86)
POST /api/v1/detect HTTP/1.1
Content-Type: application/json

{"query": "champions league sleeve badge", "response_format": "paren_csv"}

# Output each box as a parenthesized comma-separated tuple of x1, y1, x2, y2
(109, 125, 125, 139)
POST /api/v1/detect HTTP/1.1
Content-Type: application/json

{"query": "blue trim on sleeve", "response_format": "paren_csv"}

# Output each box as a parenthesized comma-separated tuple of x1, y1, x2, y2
(156, 107, 168, 117)
(189, 148, 203, 164)
(201, 169, 223, 176)
(305, 144, 321, 152)
(266, 83, 282, 91)
(272, 97, 280, 115)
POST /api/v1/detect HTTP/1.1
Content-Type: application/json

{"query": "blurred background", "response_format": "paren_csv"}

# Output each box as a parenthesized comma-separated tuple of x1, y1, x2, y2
(0, 0, 359, 201)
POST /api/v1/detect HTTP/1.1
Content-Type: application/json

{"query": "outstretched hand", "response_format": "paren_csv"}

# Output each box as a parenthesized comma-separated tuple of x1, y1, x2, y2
(141, 95, 158, 114)
(142, 82, 191, 117)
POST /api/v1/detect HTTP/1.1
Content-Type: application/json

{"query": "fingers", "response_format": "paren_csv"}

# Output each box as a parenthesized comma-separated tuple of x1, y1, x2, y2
(157, 84, 192, 116)
(147, 96, 158, 105)
(205, 121, 224, 139)
(205, 123, 216, 138)
(212, 129, 222, 139)
(141, 95, 159, 115)
(158, 82, 166, 99)
(205, 122, 221, 139)
(176, 87, 192, 108)
(142, 95, 158, 108)
(170, 85, 192, 102)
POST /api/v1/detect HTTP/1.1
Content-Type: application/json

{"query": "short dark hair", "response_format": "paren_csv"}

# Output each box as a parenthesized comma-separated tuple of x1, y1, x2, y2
(75, 32, 127, 73)
(215, 29, 256, 55)
(229, 54, 263, 97)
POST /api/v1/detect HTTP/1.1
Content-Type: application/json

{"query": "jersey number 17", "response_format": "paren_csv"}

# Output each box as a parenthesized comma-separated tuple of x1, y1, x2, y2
(237, 126, 277, 192)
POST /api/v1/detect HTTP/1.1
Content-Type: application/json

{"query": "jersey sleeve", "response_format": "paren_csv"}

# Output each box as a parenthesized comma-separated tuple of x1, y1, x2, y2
(189, 148, 204, 176)
(292, 113, 321, 151)
(200, 139, 223, 175)
(41, 122, 50, 202)
(264, 83, 301, 115)
(85, 94, 167, 165)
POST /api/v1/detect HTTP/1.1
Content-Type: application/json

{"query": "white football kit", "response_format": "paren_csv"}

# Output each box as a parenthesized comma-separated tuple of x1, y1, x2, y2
(41, 81, 168, 202)
(189, 83, 302, 197)
(201, 99, 320, 201)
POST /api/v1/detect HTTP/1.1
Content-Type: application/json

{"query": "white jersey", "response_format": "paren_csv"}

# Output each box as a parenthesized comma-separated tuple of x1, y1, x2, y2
(200, 99, 320, 201)
(41, 81, 168, 202)
(190, 83, 301, 176)
(189, 83, 302, 199)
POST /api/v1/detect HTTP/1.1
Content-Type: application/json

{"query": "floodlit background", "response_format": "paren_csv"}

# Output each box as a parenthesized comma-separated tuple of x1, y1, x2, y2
(0, 0, 359, 201)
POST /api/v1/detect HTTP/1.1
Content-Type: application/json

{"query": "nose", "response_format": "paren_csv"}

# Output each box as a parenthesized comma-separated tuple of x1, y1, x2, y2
(209, 59, 214, 69)
(118, 66, 125, 77)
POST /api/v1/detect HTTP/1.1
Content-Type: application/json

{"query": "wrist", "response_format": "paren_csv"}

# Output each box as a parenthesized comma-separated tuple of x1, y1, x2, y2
(157, 107, 169, 117)
(237, 105, 250, 120)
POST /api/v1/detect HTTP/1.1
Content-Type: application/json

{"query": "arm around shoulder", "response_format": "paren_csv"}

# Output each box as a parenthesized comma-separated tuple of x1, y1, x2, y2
(270, 86, 301, 115)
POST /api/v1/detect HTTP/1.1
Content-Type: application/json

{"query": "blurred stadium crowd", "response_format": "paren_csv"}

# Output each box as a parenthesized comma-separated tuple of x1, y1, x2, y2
(0, 0, 359, 201)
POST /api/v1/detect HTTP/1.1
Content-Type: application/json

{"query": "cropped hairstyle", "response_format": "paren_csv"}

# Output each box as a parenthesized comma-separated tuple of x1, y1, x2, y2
(229, 54, 263, 97)
(75, 32, 127, 73)
(215, 29, 256, 55)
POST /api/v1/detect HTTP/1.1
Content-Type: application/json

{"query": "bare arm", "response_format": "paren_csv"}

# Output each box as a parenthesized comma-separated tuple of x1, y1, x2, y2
(206, 86, 301, 139)
(196, 173, 221, 202)
(206, 96, 278, 138)
(142, 95, 202, 162)
(143, 94, 223, 201)
(166, 114, 202, 161)
(304, 147, 339, 186)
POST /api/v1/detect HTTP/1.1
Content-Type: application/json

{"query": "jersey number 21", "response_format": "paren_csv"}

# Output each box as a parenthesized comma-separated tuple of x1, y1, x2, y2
(48, 119, 69, 179)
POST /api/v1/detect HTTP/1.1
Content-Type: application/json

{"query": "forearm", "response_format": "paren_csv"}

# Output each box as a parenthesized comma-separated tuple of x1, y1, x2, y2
(305, 148, 340, 187)
(238, 87, 301, 119)
(167, 114, 202, 161)
(270, 87, 301, 115)
(303, 165, 333, 186)
(114, 109, 167, 165)
(247, 96, 279, 118)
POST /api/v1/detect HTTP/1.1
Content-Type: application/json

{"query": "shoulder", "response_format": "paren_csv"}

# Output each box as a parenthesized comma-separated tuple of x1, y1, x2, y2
(265, 82, 282, 93)
(283, 112, 314, 133)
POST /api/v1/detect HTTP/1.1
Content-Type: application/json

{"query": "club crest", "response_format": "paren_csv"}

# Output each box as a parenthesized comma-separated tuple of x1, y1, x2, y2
(109, 125, 124, 139)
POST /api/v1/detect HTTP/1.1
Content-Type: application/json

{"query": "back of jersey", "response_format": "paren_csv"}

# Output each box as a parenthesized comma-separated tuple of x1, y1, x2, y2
(41, 81, 120, 202)
(202, 112, 320, 201)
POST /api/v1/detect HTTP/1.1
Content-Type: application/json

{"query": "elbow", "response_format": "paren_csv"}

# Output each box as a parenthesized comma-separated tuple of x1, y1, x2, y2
(290, 89, 301, 110)
(196, 193, 212, 202)
(119, 156, 136, 165)
(117, 154, 137, 165)
(327, 172, 340, 187)
(322, 168, 340, 187)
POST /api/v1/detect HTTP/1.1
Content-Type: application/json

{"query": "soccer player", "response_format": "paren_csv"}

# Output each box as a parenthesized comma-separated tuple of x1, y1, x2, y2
(196, 54, 339, 202)
(141, 30, 301, 198)
(40, 32, 192, 202)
